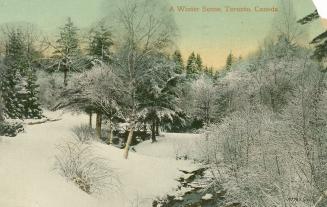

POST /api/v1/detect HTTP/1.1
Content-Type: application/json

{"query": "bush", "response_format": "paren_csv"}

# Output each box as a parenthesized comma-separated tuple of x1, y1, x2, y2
(54, 142, 118, 194)
(0, 121, 24, 137)
(72, 124, 96, 143)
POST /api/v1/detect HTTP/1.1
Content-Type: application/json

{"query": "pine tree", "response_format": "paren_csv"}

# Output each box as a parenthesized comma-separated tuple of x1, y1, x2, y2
(172, 50, 184, 74)
(0, 28, 42, 119)
(203, 66, 214, 77)
(309, 30, 327, 66)
(1, 30, 26, 119)
(298, 11, 327, 67)
(186, 52, 198, 77)
(53, 17, 80, 86)
(225, 52, 234, 70)
(25, 69, 42, 118)
(195, 54, 203, 72)
(186, 52, 204, 78)
(14, 72, 28, 118)
(137, 54, 182, 142)
(1, 69, 20, 118)
(88, 23, 113, 64)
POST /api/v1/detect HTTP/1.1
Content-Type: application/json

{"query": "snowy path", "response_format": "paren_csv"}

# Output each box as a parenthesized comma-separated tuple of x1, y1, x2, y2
(0, 112, 202, 207)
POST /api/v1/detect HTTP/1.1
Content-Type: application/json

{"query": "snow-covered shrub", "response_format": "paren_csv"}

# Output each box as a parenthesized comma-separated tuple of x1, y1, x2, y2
(54, 142, 118, 194)
(202, 38, 327, 206)
(205, 107, 317, 206)
(189, 74, 218, 125)
(37, 71, 64, 109)
(72, 124, 96, 143)
(0, 120, 24, 137)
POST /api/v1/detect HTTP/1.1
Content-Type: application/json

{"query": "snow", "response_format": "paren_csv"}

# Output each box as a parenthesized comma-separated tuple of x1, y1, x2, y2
(202, 193, 213, 200)
(179, 173, 194, 181)
(168, 186, 194, 198)
(135, 133, 205, 160)
(0, 112, 200, 207)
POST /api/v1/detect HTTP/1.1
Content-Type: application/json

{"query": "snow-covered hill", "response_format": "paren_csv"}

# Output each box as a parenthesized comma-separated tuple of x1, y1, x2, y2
(0, 112, 202, 207)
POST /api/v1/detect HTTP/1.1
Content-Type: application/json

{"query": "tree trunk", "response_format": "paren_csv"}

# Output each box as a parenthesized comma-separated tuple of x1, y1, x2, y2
(0, 106, 4, 122)
(63, 69, 68, 87)
(155, 119, 160, 136)
(108, 119, 113, 145)
(0, 94, 4, 122)
(152, 120, 157, 142)
(96, 113, 102, 139)
(89, 112, 92, 129)
(123, 124, 135, 159)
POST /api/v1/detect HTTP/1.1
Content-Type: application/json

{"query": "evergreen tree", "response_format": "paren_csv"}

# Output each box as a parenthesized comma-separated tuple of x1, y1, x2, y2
(195, 54, 203, 72)
(1, 30, 26, 118)
(1, 69, 20, 118)
(0, 28, 42, 119)
(25, 69, 42, 118)
(225, 52, 234, 70)
(186, 52, 204, 77)
(172, 50, 184, 74)
(53, 17, 80, 86)
(298, 11, 327, 67)
(203, 66, 214, 77)
(186, 52, 198, 77)
(137, 53, 182, 142)
(88, 23, 113, 64)
(5, 30, 28, 73)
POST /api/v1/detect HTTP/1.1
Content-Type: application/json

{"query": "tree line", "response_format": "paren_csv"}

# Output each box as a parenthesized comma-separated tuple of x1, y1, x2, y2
(0, 0, 227, 159)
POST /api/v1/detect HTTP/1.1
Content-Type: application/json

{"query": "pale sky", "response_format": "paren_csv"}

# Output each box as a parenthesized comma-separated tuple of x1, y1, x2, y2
(0, 0, 323, 68)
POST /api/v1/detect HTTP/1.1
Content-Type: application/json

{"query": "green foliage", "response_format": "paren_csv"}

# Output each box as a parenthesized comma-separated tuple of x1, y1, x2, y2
(54, 17, 79, 58)
(53, 17, 81, 85)
(25, 70, 42, 118)
(298, 10, 319, 25)
(0, 121, 24, 137)
(311, 33, 327, 63)
(299, 10, 327, 67)
(171, 50, 184, 74)
(203, 66, 214, 77)
(186, 52, 202, 78)
(136, 53, 183, 137)
(88, 23, 113, 64)
(195, 54, 203, 71)
(0, 28, 42, 119)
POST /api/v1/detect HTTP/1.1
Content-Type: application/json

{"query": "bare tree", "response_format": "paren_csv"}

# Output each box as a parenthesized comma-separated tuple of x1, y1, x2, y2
(271, 0, 307, 43)
(106, 0, 177, 158)
(60, 63, 125, 142)
(190, 74, 218, 125)
(81, 64, 125, 143)
(0, 22, 45, 62)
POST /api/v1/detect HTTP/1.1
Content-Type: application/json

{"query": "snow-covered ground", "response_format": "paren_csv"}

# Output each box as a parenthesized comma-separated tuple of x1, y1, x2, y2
(0, 112, 203, 207)
(135, 133, 205, 160)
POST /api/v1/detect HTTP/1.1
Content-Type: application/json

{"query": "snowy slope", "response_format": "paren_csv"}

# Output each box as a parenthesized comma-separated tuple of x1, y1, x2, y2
(0, 112, 102, 207)
(0, 112, 199, 207)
